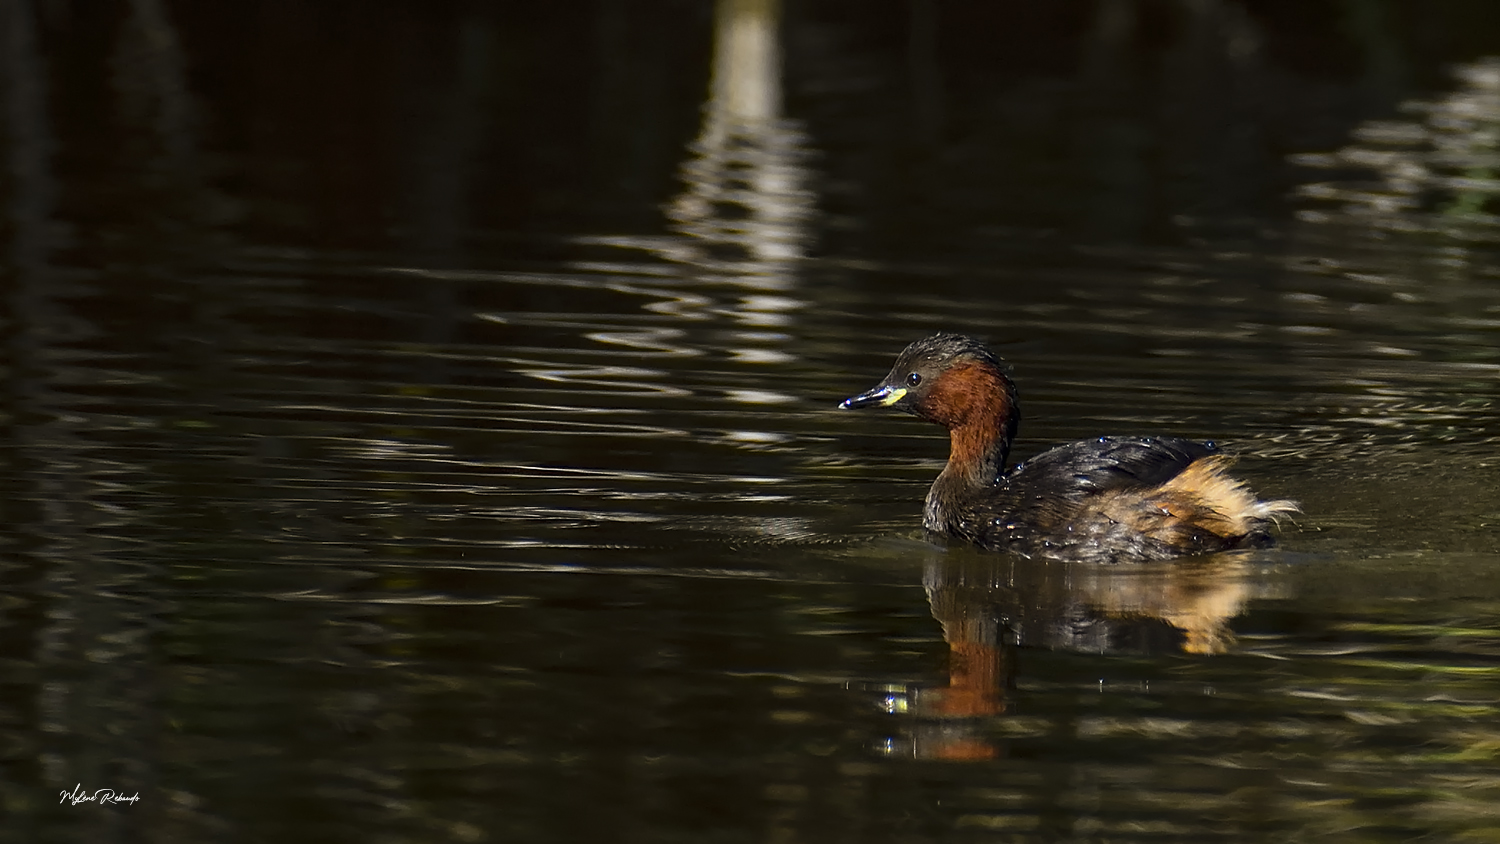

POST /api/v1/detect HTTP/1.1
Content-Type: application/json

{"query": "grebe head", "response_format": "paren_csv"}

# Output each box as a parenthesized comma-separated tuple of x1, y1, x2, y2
(839, 333, 1015, 430)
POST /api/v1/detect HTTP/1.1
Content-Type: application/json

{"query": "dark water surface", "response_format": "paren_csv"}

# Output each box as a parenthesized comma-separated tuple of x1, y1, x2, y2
(5, 2, 1500, 842)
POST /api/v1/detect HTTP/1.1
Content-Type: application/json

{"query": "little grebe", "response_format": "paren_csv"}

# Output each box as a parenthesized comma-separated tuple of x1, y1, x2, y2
(840, 333, 1298, 562)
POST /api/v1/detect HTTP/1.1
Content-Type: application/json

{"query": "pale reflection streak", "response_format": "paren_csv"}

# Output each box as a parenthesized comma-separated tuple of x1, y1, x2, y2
(722, 389, 794, 405)
(515, 366, 693, 398)
(1296, 57, 1500, 239)
(439, 0, 816, 470)
(411, 2, 813, 431)
(574, 0, 814, 393)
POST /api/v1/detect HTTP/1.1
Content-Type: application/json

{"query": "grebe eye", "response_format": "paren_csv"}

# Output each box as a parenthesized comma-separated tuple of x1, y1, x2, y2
(906, 372, 922, 387)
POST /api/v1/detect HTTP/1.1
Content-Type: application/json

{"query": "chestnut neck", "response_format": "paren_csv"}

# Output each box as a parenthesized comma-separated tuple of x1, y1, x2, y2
(919, 360, 1019, 521)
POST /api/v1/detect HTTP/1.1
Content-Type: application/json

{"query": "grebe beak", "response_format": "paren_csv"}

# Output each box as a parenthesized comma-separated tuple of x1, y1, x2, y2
(839, 384, 906, 410)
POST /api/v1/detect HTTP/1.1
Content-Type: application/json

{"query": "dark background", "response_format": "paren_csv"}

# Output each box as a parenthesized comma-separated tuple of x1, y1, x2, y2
(5, 2, 1500, 842)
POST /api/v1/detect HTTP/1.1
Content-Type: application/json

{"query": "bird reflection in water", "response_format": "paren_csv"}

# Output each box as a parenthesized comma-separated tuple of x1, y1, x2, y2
(874, 548, 1285, 761)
